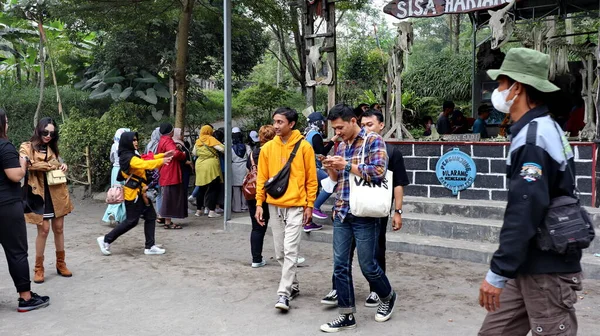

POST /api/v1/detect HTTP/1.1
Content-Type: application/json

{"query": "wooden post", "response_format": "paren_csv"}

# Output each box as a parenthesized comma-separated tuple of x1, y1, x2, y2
(327, 2, 336, 113)
(85, 146, 92, 194)
(305, 3, 316, 110)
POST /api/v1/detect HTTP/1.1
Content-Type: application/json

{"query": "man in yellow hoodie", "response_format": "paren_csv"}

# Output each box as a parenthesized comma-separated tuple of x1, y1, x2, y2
(255, 107, 318, 312)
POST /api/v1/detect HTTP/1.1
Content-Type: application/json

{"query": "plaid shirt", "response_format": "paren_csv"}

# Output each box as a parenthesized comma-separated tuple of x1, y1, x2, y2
(333, 128, 388, 221)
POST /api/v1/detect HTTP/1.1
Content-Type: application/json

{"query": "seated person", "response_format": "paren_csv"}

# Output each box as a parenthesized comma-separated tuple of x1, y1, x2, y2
(436, 101, 454, 134)
(451, 110, 469, 134)
(423, 116, 434, 136)
(472, 104, 492, 138)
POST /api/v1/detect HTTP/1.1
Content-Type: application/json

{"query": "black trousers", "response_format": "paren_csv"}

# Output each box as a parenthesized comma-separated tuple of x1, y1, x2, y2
(105, 198, 156, 249)
(197, 177, 221, 211)
(331, 216, 388, 291)
(247, 200, 269, 263)
(0, 201, 31, 293)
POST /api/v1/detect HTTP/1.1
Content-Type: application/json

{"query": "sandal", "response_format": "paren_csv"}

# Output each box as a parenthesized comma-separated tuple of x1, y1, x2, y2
(163, 223, 182, 230)
(156, 218, 165, 224)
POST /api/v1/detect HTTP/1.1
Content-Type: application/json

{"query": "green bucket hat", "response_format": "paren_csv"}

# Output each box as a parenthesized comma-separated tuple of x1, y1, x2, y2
(487, 48, 560, 93)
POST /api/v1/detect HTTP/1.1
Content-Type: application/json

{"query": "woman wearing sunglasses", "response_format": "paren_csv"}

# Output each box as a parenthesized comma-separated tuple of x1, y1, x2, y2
(20, 117, 74, 284)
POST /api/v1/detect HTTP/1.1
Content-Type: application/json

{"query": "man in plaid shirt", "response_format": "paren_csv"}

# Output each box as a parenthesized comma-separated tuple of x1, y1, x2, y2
(319, 104, 397, 333)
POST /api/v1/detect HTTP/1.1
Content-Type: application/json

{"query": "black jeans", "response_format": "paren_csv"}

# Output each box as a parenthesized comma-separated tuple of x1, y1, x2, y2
(105, 198, 157, 249)
(331, 216, 388, 292)
(247, 200, 269, 263)
(197, 178, 221, 211)
(0, 201, 31, 293)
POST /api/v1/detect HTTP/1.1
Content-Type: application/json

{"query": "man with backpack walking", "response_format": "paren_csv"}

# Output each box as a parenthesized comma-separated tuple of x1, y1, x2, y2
(255, 107, 318, 312)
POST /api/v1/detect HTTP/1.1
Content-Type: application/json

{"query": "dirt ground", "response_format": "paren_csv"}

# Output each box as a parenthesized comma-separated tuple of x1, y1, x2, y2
(1, 200, 599, 336)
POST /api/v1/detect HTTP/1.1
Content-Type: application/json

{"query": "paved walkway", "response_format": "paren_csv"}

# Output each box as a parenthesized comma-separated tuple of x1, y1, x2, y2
(1, 200, 599, 335)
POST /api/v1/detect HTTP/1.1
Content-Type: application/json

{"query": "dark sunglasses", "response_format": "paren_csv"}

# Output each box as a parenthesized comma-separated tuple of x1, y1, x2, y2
(41, 130, 56, 138)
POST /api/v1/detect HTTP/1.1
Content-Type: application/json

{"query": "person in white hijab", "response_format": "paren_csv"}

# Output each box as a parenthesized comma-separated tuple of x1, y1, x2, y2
(102, 127, 130, 226)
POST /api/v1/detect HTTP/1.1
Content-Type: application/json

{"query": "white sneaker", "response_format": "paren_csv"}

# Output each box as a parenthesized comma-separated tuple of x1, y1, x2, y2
(215, 208, 224, 214)
(144, 245, 166, 255)
(251, 259, 266, 268)
(187, 195, 195, 202)
(204, 208, 209, 215)
(208, 211, 222, 218)
(297, 256, 306, 264)
(195, 210, 202, 217)
(97, 236, 111, 256)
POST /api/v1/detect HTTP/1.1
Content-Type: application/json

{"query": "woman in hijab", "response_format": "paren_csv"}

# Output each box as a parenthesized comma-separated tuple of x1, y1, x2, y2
(102, 128, 130, 226)
(157, 123, 187, 229)
(97, 132, 173, 256)
(231, 127, 250, 213)
(174, 128, 193, 209)
(145, 127, 165, 223)
(193, 125, 224, 218)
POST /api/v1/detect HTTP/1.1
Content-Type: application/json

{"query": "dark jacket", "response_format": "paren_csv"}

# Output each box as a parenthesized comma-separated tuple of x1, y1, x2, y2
(490, 106, 581, 279)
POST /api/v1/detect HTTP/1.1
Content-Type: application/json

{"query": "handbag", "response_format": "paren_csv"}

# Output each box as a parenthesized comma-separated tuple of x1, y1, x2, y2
(242, 152, 258, 200)
(47, 169, 67, 185)
(349, 133, 393, 218)
(534, 121, 595, 254)
(22, 172, 44, 214)
(264, 141, 302, 199)
(105, 175, 132, 204)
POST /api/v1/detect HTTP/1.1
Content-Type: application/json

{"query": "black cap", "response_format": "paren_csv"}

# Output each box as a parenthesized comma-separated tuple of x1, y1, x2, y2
(159, 123, 173, 135)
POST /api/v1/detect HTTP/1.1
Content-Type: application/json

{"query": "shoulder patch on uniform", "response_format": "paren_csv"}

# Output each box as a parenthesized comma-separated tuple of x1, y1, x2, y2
(520, 162, 542, 182)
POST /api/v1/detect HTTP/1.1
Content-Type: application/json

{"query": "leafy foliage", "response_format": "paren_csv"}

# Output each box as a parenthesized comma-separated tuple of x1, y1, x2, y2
(403, 51, 472, 102)
(59, 102, 148, 191)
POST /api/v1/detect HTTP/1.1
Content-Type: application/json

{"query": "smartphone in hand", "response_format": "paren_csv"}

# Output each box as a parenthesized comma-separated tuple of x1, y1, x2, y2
(316, 154, 326, 161)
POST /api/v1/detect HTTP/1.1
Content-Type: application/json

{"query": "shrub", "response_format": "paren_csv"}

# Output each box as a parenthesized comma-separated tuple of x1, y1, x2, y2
(0, 85, 112, 146)
(60, 102, 148, 191)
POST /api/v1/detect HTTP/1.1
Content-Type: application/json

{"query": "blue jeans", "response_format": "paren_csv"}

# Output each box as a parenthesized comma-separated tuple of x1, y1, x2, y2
(333, 214, 393, 314)
(314, 169, 332, 210)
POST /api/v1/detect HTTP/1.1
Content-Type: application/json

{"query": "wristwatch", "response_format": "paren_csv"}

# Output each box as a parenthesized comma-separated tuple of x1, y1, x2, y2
(344, 162, 352, 172)
(395, 209, 403, 215)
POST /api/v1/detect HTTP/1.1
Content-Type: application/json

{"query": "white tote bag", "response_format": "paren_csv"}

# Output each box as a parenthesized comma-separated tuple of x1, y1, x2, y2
(349, 134, 393, 218)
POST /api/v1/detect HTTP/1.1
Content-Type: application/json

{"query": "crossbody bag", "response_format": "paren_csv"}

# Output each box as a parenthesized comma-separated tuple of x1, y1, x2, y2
(264, 141, 301, 199)
(527, 120, 595, 254)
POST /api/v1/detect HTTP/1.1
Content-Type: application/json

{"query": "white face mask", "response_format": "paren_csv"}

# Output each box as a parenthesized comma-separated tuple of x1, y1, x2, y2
(491, 83, 517, 113)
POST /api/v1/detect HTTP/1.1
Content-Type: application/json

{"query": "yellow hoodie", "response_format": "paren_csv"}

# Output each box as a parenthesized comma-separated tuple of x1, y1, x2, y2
(256, 130, 318, 208)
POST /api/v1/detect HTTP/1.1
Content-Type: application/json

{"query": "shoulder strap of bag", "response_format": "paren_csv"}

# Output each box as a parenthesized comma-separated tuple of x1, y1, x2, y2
(200, 140, 219, 158)
(359, 132, 377, 165)
(250, 150, 256, 167)
(287, 141, 302, 164)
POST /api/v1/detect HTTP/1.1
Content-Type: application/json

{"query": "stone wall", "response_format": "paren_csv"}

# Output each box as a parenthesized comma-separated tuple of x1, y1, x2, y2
(390, 142, 596, 206)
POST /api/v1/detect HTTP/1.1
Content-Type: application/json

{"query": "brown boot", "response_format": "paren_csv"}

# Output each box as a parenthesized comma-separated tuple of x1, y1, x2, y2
(33, 256, 44, 284)
(56, 251, 72, 277)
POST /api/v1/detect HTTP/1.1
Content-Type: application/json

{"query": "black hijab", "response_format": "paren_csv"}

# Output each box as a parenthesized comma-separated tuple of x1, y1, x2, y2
(118, 132, 139, 174)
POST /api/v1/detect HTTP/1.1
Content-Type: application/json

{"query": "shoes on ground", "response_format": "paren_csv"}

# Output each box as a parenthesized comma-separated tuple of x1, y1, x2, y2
(144, 245, 166, 255)
(303, 222, 323, 232)
(375, 291, 396, 322)
(320, 314, 356, 333)
(17, 292, 50, 313)
(208, 211, 222, 218)
(96, 236, 111, 256)
(275, 295, 290, 311)
(290, 285, 300, 300)
(251, 259, 266, 268)
(321, 289, 338, 306)
(365, 291, 380, 307)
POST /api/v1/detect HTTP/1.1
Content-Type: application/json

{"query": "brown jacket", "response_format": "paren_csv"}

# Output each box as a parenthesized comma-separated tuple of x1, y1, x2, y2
(20, 142, 74, 225)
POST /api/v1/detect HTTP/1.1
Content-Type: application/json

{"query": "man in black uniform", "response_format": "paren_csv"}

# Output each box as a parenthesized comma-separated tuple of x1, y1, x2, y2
(478, 48, 583, 336)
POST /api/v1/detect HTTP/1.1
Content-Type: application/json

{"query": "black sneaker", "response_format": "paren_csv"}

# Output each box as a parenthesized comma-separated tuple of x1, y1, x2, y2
(320, 314, 357, 333)
(365, 291, 380, 307)
(17, 292, 50, 313)
(290, 285, 300, 300)
(320, 289, 338, 306)
(275, 295, 290, 311)
(375, 291, 396, 322)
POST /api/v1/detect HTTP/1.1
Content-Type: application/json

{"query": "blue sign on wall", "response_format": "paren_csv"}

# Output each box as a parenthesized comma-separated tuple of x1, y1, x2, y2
(435, 148, 477, 195)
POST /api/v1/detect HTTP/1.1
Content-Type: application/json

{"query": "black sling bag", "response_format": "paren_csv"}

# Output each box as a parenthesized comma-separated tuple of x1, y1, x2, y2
(264, 141, 302, 199)
(527, 120, 595, 254)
